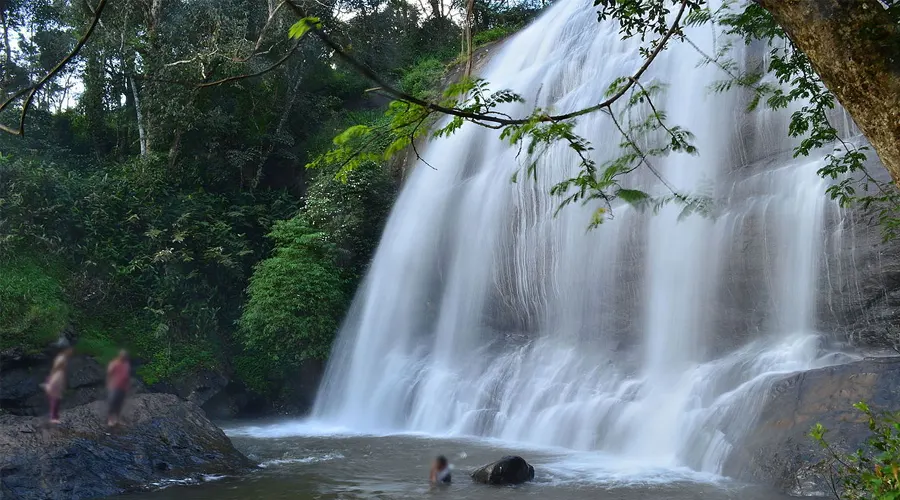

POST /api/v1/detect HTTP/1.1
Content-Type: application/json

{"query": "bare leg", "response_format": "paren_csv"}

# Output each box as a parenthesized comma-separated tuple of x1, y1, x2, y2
(49, 397, 60, 424)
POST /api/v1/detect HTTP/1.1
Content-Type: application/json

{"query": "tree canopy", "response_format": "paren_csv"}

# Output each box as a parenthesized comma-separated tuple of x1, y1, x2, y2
(0, 0, 538, 395)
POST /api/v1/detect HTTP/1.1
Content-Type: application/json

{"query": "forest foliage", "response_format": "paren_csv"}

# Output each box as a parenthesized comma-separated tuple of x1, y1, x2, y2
(0, 0, 542, 394)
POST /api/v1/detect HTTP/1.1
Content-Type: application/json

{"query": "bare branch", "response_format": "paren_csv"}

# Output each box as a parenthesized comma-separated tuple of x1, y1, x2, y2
(0, 0, 110, 136)
(410, 115, 437, 170)
(605, 108, 680, 197)
(196, 36, 304, 88)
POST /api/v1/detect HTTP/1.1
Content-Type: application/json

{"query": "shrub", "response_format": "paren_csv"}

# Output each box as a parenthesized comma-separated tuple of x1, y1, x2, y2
(400, 58, 447, 101)
(302, 160, 396, 279)
(236, 218, 347, 393)
(811, 402, 900, 499)
(473, 25, 520, 47)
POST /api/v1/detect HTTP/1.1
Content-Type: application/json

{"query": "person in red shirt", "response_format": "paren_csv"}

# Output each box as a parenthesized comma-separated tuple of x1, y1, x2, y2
(106, 350, 131, 427)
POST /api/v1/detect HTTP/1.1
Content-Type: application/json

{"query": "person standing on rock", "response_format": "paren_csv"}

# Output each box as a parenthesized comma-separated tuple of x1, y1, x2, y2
(42, 347, 73, 424)
(106, 350, 131, 427)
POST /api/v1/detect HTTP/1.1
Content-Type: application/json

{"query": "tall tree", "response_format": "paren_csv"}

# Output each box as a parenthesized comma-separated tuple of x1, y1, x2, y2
(756, 0, 900, 185)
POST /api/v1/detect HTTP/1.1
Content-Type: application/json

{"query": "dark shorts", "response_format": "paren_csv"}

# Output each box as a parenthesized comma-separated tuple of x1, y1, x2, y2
(107, 389, 126, 415)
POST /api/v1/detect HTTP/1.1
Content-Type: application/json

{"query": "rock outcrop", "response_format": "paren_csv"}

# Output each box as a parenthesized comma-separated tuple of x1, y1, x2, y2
(159, 359, 325, 419)
(725, 356, 900, 496)
(0, 393, 253, 500)
(0, 350, 145, 416)
(0, 346, 321, 420)
(471, 456, 535, 485)
(150, 370, 229, 409)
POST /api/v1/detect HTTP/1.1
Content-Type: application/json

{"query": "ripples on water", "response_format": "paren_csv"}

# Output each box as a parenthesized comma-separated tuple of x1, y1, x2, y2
(121, 424, 794, 500)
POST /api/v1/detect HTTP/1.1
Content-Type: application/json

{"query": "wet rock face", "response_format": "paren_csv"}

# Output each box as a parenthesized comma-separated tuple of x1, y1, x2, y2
(725, 357, 900, 496)
(0, 393, 253, 500)
(471, 456, 535, 485)
(818, 201, 900, 351)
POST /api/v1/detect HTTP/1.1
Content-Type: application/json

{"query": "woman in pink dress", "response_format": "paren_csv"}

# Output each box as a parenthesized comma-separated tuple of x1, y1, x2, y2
(43, 347, 73, 424)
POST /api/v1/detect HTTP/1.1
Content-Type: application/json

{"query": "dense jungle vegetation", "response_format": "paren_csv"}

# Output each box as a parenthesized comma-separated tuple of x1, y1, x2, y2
(0, 0, 542, 399)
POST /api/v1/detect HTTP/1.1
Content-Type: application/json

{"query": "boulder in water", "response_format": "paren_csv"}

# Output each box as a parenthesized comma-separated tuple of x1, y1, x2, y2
(471, 456, 535, 485)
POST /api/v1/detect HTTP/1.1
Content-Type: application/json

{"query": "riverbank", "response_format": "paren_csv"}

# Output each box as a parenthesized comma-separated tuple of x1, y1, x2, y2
(0, 393, 253, 500)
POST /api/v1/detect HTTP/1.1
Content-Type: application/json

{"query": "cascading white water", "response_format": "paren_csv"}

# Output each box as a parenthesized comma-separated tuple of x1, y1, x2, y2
(313, 0, 857, 474)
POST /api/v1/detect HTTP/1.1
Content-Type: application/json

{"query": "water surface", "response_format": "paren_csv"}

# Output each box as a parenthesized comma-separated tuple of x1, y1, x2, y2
(125, 422, 795, 500)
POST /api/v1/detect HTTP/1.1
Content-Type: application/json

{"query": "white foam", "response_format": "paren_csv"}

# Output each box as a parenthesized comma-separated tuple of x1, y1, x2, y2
(226, 420, 363, 438)
(258, 453, 345, 468)
(538, 452, 726, 487)
(149, 474, 226, 489)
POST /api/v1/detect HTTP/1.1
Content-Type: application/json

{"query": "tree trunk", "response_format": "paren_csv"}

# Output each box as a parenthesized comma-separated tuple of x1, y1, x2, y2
(253, 73, 304, 188)
(464, 0, 475, 77)
(130, 75, 148, 156)
(428, 0, 441, 19)
(757, 0, 900, 185)
(149, 0, 163, 34)
(1, 10, 11, 85)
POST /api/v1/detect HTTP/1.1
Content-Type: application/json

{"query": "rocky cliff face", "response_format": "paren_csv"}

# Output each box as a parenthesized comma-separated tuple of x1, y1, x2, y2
(819, 192, 900, 351)
(696, 152, 900, 356)
(0, 393, 253, 500)
(726, 357, 900, 496)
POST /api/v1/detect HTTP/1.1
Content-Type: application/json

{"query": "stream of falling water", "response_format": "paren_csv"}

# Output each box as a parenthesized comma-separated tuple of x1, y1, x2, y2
(312, 0, 856, 475)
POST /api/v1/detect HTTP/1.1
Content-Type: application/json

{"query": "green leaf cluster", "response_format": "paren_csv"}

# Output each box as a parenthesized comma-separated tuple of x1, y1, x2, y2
(812, 402, 900, 499)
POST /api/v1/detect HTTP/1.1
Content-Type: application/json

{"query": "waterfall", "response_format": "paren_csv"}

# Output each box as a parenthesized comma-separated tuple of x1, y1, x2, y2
(313, 0, 855, 474)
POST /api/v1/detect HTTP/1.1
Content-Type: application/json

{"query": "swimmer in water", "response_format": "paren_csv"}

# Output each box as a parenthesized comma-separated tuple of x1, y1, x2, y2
(429, 455, 451, 485)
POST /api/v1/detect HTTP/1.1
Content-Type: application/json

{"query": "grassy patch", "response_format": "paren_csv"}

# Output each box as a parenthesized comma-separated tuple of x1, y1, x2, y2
(473, 25, 519, 47)
(0, 256, 71, 352)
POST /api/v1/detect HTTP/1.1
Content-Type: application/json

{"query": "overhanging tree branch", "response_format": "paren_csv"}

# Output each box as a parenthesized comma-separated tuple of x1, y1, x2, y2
(197, 37, 305, 88)
(283, 0, 689, 127)
(0, 0, 109, 136)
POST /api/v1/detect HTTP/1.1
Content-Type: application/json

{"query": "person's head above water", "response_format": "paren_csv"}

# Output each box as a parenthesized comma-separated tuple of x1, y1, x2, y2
(430, 455, 451, 484)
